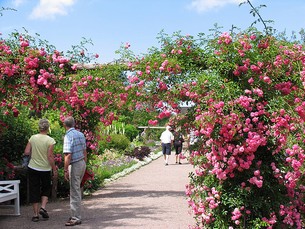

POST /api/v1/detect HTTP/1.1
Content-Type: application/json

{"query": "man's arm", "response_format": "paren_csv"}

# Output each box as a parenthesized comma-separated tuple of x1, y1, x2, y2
(64, 153, 72, 181)
(83, 149, 87, 163)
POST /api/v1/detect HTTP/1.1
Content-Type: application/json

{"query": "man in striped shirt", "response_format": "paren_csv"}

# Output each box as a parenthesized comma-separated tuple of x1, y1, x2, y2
(63, 116, 87, 226)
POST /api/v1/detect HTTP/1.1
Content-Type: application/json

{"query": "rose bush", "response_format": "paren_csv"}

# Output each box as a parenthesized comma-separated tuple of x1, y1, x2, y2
(181, 30, 305, 228)
(0, 31, 135, 153)
(0, 31, 137, 198)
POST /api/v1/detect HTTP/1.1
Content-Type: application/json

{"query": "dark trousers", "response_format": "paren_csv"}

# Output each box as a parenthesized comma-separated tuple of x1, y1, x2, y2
(174, 143, 182, 154)
(28, 167, 51, 203)
(162, 143, 171, 155)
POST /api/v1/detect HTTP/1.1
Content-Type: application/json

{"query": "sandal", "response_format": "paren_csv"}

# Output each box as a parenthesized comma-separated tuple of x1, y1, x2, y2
(65, 218, 82, 226)
(39, 207, 49, 219)
(32, 216, 39, 222)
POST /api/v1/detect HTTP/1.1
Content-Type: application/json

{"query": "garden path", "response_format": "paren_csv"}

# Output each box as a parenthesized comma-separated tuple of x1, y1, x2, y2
(0, 153, 194, 229)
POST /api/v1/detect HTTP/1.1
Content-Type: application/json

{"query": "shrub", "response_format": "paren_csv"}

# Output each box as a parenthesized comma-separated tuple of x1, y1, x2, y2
(108, 134, 130, 152)
(56, 169, 70, 198)
(146, 128, 164, 141)
(0, 111, 36, 202)
(124, 124, 139, 141)
(0, 113, 36, 165)
(130, 146, 151, 161)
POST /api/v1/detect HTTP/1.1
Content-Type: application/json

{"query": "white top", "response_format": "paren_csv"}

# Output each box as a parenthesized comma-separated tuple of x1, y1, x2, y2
(160, 130, 174, 144)
(188, 130, 198, 145)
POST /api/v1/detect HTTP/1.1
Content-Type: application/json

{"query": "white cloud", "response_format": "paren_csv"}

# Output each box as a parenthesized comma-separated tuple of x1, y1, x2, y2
(189, 0, 245, 13)
(12, 0, 26, 7)
(29, 0, 76, 20)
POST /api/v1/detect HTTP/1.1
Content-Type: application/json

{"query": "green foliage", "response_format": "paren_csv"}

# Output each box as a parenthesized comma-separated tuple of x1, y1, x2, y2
(56, 168, 70, 198)
(43, 110, 65, 154)
(124, 124, 139, 141)
(240, 0, 274, 35)
(147, 128, 164, 141)
(120, 110, 159, 126)
(107, 134, 130, 152)
(49, 122, 65, 154)
(65, 37, 96, 64)
(129, 136, 145, 148)
(5, 29, 57, 53)
(0, 112, 36, 164)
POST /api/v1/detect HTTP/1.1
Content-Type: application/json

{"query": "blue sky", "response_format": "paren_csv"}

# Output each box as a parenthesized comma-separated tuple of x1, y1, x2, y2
(1, 0, 305, 63)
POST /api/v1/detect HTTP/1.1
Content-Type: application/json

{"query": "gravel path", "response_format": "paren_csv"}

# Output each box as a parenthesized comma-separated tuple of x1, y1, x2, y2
(0, 154, 194, 229)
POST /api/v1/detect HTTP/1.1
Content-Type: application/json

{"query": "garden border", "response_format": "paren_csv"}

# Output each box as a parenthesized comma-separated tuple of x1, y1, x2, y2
(103, 151, 162, 184)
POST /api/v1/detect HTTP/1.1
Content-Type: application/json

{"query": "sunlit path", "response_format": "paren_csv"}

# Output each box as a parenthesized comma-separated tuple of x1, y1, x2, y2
(0, 154, 194, 229)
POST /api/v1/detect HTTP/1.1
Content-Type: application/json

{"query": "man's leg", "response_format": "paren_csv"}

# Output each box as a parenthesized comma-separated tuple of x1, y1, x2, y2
(164, 154, 169, 165)
(69, 160, 86, 220)
(162, 143, 168, 164)
(165, 143, 171, 164)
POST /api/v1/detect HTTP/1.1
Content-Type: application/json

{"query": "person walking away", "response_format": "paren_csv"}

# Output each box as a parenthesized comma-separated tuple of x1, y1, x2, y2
(24, 119, 57, 222)
(187, 129, 198, 154)
(160, 125, 174, 165)
(173, 127, 184, 164)
(63, 116, 87, 226)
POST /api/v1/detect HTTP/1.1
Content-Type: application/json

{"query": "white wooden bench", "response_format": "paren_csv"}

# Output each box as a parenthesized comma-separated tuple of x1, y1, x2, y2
(0, 180, 20, 216)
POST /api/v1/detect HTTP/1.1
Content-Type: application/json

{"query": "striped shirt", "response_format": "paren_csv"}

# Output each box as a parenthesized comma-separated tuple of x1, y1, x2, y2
(63, 128, 86, 164)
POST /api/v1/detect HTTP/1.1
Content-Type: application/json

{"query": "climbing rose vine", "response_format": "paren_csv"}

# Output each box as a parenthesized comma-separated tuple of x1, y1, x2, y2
(0, 32, 132, 153)
(183, 32, 305, 228)
(121, 29, 305, 228)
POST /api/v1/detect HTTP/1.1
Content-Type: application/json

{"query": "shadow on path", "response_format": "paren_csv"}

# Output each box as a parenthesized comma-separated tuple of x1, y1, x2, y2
(0, 155, 194, 229)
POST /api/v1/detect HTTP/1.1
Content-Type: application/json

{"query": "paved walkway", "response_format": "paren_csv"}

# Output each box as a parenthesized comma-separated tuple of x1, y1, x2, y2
(0, 154, 194, 229)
